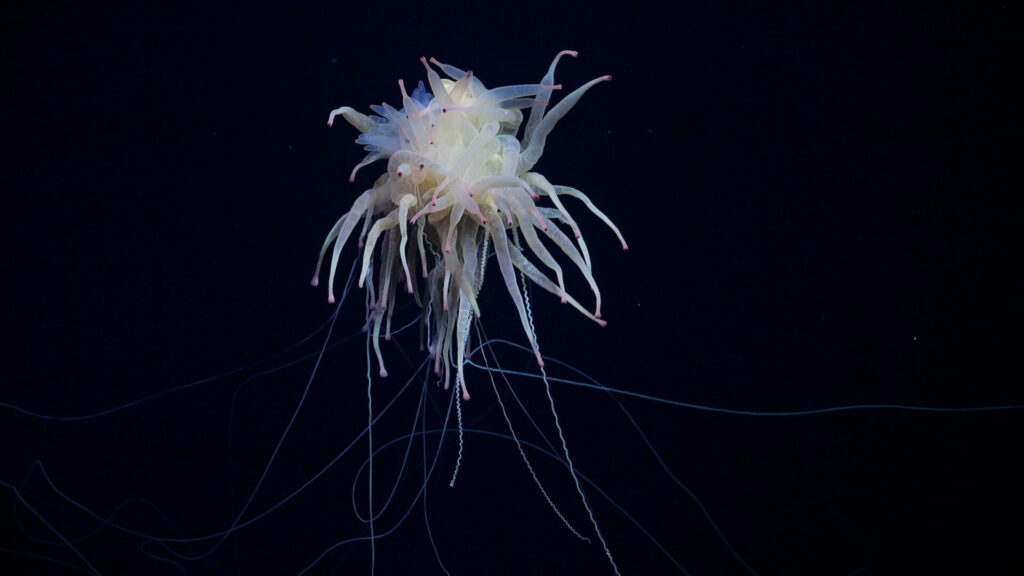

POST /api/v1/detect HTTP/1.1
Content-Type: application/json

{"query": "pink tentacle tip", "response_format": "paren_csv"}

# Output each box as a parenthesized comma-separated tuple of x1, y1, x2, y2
(379, 368, 388, 378)
(462, 390, 471, 401)
(328, 295, 336, 304)
(310, 277, 319, 287)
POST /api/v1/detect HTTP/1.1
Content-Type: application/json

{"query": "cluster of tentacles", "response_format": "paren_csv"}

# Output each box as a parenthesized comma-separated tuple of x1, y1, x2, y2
(313, 51, 626, 399)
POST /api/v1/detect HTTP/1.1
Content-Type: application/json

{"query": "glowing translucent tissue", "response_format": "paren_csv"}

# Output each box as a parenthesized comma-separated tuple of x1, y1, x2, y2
(312, 51, 627, 400)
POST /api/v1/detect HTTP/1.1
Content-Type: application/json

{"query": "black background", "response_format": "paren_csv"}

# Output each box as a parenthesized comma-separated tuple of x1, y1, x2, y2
(2, 2, 1021, 575)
